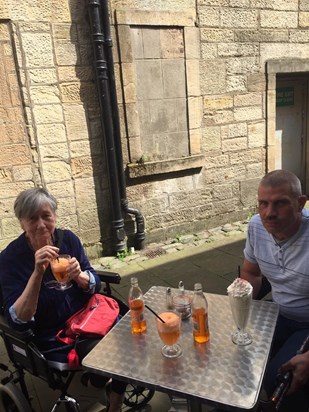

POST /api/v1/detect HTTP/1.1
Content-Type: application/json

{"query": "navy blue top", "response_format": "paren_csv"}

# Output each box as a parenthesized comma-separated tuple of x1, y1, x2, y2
(0, 228, 101, 342)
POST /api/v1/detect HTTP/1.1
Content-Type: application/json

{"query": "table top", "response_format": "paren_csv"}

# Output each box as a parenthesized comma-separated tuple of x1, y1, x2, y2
(82, 286, 279, 409)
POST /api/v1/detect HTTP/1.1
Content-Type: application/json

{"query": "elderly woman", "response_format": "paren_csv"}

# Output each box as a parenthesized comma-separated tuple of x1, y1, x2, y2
(0, 187, 125, 412)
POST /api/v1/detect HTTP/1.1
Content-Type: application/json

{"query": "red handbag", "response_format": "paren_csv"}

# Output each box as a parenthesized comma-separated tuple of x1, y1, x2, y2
(56, 294, 120, 367)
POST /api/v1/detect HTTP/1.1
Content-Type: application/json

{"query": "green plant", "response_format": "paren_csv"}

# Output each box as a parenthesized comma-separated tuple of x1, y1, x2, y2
(116, 248, 132, 262)
(175, 234, 182, 243)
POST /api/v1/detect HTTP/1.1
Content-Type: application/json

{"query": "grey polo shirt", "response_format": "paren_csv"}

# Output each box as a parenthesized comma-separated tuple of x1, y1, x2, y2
(244, 210, 309, 322)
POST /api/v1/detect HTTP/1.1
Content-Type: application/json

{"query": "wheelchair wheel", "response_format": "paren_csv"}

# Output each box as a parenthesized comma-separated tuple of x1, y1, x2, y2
(0, 382, 32, 412)
(123, 384, 155, 408)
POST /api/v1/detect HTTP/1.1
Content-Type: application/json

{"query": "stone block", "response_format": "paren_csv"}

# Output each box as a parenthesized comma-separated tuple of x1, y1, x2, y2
(0, 181, 32, 198)
(234, 92, 262, 107)
(57, 66, 93, 82)
(300, 0, 309, 11)
(57, 196, 77, 217)
(78, 209, 100, 231)
(162, 60, 186, 98)
(248, 121, 266, 148)
(118, 25, 133, 63)
(127, 136, 142, 162)
(222, 137, 247, 152)
(126, 103, 141, 137)
(222, 122, 247, 139)
(37, 123, 67, 144)
(0, 167, 12, 183)
(201, 126, 221, 151)
(212, 183, 233, 201)
(135, 60, 163, 100)
(121, 63, 137, 103)
(204, 95, 233, 112)
(251, 0, 298, 11)
(47, 181, 75, 199)
(299, 12, 309, 27)
(247, 73, 266, 92)
(204, 154, 229, 169)
(30, 85, 60, 104)
(70, 140, 90, 157)
(64, 104, 88, 140)
(235, 29, 289, 43)
(12, 165, 33, 181)
(2, 218, 22, 238)
(188, 97, 202, 129)
(260, 11, 298, 28)
(290, 30, 309, 42)
(40, 143, 69, 161)
(204, 109, 234, 126)
(42, 161, 71, 183)
(0, 23, 10, 41)
(33, 104, 63, 124)
(218, 42, 259, 57)
(221, 9, 258, 28)
(246, 163, 263, 179)
(200, 29, 234, 42)
(141, 28, 161, 59)
(200, 60, 226, 94)
(189, 129, 202, 155)
(54, 41, 79, 66)
(201, 44, 217, 59)
(53, 24, 77, 41)
(29, 68, 58, 85)
(184, 27, 200, 59)
(115, 9, 195, 27)
(186, 60, 200, 97)
(227, 57, 259, 75)
(234, 106, 263, 122)
(57, 215, 79, 234)
(160, 28, 184, 59)
(230, 148, 263, 165)
(0, 144, 30, 166)
(199, 6, 220, 26)
(74, 177, 97, 209)
(21, 32, 54, 68)
(240, 178, 260, 207)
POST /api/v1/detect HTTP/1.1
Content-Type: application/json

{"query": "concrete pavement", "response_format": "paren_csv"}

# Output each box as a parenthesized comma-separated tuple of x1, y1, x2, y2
(0, 226, 247, 412)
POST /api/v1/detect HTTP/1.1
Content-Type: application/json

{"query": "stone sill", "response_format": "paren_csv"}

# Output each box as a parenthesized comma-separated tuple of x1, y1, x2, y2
(127, 155, 204, 179)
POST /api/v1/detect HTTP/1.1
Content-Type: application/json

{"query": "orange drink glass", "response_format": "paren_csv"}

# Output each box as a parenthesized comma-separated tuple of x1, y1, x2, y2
(156, 311, 182, 358)
(50, 254, 72, 290)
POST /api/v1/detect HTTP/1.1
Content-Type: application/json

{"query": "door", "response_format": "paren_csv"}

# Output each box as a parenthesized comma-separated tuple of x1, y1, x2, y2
(275, 76, 308, 189)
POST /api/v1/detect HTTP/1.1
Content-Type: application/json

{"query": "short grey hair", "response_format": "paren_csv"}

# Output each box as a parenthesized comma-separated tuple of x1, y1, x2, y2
(14, 187, 57, 220)
(259, 169, 302, 197)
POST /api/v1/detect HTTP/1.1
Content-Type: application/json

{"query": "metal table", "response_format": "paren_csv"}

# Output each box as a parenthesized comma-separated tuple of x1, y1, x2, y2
(82, 286, 279, 411)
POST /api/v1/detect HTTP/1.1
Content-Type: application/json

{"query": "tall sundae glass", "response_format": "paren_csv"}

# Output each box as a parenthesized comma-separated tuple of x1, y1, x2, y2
(227, 278, 253, 346)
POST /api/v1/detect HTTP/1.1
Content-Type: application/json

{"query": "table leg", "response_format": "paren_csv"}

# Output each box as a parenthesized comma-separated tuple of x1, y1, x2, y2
(188, 399, 202, 412)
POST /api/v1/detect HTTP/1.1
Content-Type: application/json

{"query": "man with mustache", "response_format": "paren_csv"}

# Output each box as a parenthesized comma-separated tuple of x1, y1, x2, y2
(242, 169, 309, 412)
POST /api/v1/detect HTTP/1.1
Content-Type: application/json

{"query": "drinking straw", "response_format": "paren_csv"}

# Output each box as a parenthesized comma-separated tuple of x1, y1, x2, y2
(238, 265, 241, 278)
(145, 304, 166, 323)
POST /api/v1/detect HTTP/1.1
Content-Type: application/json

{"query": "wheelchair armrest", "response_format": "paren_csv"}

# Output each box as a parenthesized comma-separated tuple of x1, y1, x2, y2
(96, 269, 121, 296)
(0, 314, 34, 341)
(96, 269, 121, 284)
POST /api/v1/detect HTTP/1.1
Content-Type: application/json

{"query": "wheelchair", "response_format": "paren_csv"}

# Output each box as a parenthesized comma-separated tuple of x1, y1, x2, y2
(0, 270, 154, 411)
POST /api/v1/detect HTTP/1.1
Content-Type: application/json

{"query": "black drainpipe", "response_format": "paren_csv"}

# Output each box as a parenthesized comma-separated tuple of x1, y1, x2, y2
(88, 0, 146, 251)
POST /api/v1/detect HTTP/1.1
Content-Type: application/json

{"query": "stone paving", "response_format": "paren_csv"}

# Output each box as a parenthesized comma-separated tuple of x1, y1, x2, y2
(95, 220, 248, 272)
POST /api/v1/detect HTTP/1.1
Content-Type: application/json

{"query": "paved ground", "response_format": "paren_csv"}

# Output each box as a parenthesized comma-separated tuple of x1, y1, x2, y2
(0, 222, 248, 412)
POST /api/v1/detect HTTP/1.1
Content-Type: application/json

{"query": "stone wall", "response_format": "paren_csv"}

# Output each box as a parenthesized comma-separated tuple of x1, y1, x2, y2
(0, 0, 308, 255)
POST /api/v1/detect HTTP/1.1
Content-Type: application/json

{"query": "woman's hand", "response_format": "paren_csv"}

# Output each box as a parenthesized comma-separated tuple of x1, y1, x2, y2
(68, 258, 90, 289)
(280, 351, 309, 394)
(34, 245, 59, 275)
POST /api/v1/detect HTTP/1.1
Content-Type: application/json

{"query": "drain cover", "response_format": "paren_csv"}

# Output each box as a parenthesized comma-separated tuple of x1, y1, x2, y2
(141, 247, 167, 259)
